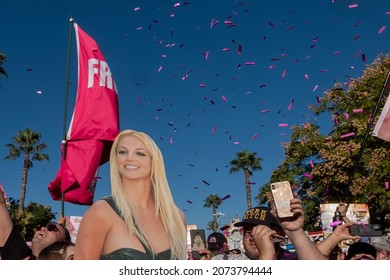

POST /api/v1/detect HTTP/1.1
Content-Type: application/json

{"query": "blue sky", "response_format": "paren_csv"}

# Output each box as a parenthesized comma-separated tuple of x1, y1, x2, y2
(1, 0, 389, 234)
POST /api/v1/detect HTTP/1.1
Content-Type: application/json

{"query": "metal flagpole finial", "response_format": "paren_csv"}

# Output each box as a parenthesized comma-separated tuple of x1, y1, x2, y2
(69, 16, 74, 22)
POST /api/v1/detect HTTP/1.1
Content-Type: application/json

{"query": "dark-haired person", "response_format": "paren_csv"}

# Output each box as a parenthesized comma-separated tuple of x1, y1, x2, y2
(213, 197, 326, 260)
(345, 241, 377, 260)
(38, 240, 75, 260)
(0, 188, 71, 260)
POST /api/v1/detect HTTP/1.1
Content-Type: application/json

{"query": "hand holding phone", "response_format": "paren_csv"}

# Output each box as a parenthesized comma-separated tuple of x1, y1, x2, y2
(270, 181, 294, 218)
(350, 224, 383, 237)
(190, 229, 206, 260)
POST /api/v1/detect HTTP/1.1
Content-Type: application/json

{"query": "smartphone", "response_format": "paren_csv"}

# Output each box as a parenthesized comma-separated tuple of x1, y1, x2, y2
(350, 224, 383, 237)
(190, 229, 206, 260)
(270, 181, 294, 218)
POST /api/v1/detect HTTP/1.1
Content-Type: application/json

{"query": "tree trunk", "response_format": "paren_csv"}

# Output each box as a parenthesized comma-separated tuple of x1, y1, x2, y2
(19, 152, 29, 214)
(244, 169, 252, 209)
(212, 207, 217, 232)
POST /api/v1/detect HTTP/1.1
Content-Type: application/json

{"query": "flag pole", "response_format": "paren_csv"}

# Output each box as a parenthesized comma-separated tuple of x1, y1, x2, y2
(61, 17, 74, 218)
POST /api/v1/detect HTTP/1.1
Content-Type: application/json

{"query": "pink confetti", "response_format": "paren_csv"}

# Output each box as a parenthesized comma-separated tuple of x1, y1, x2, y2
(348, 4, 358, 8)
(340, 132, 355, 138)
(170, 138, 173, 144)
(36, 90, 43, 94)
(292, 185, 300, 189)
(334, 51, 341, 55)
(221, 96, 227, 102)
(222, 48, 230, 52)
(134, 7, 140, 11)
(304, 173, 313, 180)
(212, 126, 217, 133)
(205, 51, 209, 60)
(157, 66, 163, 72)
(245, 61, 255, 65)
(313, 85, 318, 92)
(282, 69, 287, 77)
(378, 26, 386, 34)
(329, 220, 342, 227)
(309, 160, 314, 168)
(199, 83, 207, 87)
(252, 132, 259, 140)
(278, 123, 288, 127)
(354, 50, 361, 58)
(269, 65, 275, 69)
(233, 141, 239, 145)
(353, 108, 363, 113)
(385, 181, 389, 189)
(304, 74, 309, 80)
(354, 35, 360, 41)
(210, 18, 219, 28)
(287, 99, 294, 110)
(238, 45, 242, 55)
(345, 113, 349, 119)
(261, 109, 270, 113)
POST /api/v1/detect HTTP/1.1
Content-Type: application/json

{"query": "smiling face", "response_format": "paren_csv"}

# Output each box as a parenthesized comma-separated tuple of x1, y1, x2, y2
(116, 134, 152, 185)
(32, 223, 67, 253)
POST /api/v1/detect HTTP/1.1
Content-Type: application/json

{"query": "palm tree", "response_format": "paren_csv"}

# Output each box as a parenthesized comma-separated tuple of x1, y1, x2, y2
(203, 194, 223, 232)
(229, 150, 262, 209)
(0, 53, 8, 79)
(5, 128, 49, 213)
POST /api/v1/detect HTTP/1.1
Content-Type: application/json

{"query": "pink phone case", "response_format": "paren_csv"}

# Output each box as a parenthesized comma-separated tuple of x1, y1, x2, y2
(270, 181, 294, 218)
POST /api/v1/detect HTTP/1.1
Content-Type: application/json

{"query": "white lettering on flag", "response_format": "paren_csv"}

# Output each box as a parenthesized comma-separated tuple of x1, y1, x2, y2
(88, 59, 114, 89)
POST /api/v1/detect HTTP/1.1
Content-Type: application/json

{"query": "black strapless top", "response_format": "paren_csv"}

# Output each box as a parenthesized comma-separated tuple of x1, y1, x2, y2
(99, 196, 173, 260)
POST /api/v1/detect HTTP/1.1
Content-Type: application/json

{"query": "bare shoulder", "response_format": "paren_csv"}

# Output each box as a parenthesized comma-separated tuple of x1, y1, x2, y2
(82, 199, 114, 223)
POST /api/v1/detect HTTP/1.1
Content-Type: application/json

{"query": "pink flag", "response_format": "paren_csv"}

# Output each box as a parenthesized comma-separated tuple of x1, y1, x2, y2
(373, 92, 390, 142)
(48, 23, 119, 205)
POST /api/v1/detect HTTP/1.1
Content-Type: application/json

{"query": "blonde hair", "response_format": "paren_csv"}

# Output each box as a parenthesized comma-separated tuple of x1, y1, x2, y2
(110, 129, 187, 259)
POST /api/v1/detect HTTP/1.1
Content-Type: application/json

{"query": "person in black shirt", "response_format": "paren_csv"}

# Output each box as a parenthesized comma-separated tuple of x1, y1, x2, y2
(0, 187, 70, 260)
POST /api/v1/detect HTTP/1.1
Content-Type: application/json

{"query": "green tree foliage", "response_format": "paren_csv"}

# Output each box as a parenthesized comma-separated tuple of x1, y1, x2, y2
(229, 150, 263, 209)
(4, 128, 49, 213)
(204, 194, 223, 232)
(8, 197, 56, 241)
(256, 54, 390, 232)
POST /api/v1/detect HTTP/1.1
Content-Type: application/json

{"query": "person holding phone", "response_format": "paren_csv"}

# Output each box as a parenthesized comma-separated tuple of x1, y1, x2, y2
(213, 199, 326, 260)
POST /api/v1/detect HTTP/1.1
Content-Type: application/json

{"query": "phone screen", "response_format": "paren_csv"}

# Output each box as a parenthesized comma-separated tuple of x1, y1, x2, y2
(190, 229, 206, 260)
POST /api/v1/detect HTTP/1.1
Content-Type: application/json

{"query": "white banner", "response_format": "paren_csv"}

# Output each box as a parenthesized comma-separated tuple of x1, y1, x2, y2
(0, 260, 386, 279)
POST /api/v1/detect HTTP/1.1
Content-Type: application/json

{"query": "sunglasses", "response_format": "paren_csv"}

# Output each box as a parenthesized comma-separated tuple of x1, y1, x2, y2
(37, 223, 60, 233)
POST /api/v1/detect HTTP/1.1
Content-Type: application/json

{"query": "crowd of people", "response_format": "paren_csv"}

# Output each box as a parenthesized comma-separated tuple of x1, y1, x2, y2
(0, 129, 389, 260)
